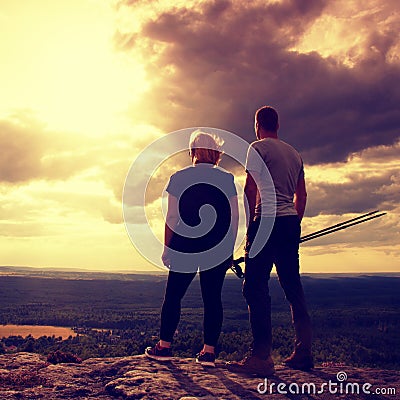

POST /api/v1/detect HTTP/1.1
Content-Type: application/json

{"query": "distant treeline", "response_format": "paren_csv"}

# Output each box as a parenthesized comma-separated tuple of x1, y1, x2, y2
(0, 274, 399, 369)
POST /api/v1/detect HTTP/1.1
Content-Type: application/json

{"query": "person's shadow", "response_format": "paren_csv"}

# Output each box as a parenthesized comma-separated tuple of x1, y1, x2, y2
(167, 361, 217, 398)
(166, 362, 394, 400)
(208, 364, 317, 400)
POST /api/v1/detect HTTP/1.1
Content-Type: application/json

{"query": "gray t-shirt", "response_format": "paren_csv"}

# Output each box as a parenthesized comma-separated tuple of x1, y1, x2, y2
(245, 138, 304, 217)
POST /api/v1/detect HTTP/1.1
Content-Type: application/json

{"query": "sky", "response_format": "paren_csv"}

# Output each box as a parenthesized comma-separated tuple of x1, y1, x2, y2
(0, 0, 399, 273)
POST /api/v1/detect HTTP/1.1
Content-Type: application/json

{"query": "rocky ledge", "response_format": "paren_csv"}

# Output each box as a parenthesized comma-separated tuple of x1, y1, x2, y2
(0, 352, 399, 399)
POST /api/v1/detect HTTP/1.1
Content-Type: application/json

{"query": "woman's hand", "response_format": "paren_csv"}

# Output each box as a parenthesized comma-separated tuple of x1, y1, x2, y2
(161, 247, 171, 267)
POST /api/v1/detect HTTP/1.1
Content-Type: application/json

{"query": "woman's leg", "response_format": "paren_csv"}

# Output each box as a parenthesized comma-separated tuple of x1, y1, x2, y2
(199, 261, 229, 350)
(160, 270, 196, 343)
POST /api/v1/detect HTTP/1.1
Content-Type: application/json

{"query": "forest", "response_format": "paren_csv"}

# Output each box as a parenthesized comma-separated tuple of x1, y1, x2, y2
(0, 271, 399, 370)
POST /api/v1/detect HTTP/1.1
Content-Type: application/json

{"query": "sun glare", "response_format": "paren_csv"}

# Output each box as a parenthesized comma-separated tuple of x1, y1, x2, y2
(0, 0, 149, 136)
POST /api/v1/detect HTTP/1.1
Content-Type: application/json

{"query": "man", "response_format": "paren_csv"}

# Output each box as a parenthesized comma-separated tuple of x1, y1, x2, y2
(227, 106, 313, 376)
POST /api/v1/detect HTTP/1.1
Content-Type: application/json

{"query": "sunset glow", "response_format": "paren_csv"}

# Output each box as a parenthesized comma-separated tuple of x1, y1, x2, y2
(1, 0, 399, 273)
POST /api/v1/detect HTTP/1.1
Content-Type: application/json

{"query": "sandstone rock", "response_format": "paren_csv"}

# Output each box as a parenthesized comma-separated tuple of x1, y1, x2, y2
(0, 352, 398, 399)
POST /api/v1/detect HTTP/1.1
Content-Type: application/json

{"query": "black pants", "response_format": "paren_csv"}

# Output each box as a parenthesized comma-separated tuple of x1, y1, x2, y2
(160, 260, 230, 347)
(243, 216, 312, 359)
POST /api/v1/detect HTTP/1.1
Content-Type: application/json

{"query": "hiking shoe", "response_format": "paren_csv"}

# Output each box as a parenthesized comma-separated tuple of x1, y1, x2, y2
(226, 355, 275, 377)
(145, 342, 173, 361)
(196, 351, 216, 367)
(284, 352, 314, 371)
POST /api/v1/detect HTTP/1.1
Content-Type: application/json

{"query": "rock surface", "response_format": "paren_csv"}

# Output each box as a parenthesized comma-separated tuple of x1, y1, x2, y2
(0, 352, 399, 399)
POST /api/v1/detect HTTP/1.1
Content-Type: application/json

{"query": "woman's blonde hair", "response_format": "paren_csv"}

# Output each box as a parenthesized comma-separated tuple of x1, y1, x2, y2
(189, 131, 224, 165)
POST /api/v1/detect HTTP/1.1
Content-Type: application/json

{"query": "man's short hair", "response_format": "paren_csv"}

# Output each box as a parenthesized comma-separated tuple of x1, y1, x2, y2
(255, 106, 279, 132)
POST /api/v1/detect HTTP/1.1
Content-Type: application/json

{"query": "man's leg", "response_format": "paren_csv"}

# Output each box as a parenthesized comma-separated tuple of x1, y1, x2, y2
(274, 216, 313, 369)
(227, 255, 275, 375)
(243, 253, 274, 359)
(227, 219, 275, 376)
(276, 262, 312, 353)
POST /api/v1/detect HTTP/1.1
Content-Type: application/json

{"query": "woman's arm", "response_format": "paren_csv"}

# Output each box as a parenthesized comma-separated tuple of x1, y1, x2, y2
(162, 194, 179, 266)
(230, 195, 239, 248)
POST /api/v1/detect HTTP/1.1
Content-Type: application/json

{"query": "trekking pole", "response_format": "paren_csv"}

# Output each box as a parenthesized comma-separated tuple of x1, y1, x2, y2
(230, 210, 386, 278)
(300, 210, 386, 242)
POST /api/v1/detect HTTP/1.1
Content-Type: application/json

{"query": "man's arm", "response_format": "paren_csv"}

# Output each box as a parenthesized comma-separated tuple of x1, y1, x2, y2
(294, 174, 307, 222)
(244, 171, 259, 228)
(162, 194, 179, 266)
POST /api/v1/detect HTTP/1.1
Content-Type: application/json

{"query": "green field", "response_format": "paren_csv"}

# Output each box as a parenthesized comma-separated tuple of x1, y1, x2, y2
(0, 270, 399, 369)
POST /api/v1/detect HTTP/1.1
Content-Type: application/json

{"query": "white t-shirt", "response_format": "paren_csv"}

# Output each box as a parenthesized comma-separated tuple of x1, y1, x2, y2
(245, 138, 304, 217)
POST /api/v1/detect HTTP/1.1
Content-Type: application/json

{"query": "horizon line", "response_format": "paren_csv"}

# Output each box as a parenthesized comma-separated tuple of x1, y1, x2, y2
(0, 265, 399, 277)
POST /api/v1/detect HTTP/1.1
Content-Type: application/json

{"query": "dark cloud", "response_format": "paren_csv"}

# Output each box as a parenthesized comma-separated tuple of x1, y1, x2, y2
(306, 171, 399, 217)
(351, 140, 400, 163)
(116, 0, 400, 164)
(305, 140, 400, 216)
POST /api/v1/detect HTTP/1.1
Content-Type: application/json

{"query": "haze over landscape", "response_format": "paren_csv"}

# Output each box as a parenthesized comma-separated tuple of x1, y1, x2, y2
(1, 0, 399, 273)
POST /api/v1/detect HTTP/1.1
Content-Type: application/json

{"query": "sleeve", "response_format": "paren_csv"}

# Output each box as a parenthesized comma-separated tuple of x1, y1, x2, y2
(245, 143, 264, 173)
(165, 173, 178, 197)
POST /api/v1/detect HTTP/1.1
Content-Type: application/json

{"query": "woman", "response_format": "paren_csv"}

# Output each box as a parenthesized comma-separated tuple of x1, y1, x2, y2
(145, 131, 239, 367)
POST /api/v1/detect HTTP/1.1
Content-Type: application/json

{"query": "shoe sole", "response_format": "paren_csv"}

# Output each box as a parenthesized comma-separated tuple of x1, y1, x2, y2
(145, 350, 173, 361)
(196, 359, 215, 367)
